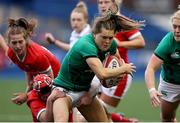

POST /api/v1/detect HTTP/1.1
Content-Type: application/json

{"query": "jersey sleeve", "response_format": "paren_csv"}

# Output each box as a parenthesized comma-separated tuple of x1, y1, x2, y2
(79, 41, 98, 58)
(124, 29, 141, 40)
(154, 32, 172, 60)
(27, 92, 46, 122)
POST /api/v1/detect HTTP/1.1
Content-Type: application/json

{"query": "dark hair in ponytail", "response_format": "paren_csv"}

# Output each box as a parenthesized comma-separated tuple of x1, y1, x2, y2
(92, 3, 145, 34)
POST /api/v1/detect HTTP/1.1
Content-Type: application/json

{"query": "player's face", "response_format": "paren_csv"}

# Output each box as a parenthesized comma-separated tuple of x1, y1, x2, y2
(94, 28, 115, 51)
(70, 12, 87, 33)
(9, 33, 27, 56)
(172, 18, 180, 42)
(98, 0, 113, 16)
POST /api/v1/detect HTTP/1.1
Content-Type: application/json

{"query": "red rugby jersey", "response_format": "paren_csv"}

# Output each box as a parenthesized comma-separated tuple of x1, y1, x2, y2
(27, 90, 46, 122)
(7, 42, 60, 77)
(115, 29, 141, 63)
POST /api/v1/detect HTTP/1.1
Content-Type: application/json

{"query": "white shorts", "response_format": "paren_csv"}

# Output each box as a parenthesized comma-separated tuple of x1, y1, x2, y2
(52, 86, 86, 107)
(92, 74, 132, 99)
(158, 76, 180, 102)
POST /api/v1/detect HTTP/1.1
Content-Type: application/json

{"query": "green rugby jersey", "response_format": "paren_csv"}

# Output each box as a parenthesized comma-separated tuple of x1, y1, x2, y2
(54, 34, 117, 91)
(154, 32, 180, 85)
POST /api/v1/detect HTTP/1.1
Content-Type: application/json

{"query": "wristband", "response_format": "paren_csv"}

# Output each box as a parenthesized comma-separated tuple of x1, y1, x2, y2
(148, 88, 156, 93)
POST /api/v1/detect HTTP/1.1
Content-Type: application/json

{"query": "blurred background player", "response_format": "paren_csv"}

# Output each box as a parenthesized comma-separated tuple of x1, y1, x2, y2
(92, 0, 145, 122)
(145, 8, 180, 122)
(45, 1, 91, 51)
(0, 18, 60, 105)
(27, 74, 67, 122)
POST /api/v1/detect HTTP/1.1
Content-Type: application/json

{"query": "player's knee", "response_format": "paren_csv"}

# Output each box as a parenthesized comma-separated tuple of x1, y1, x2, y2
(54, 113, 69, 122)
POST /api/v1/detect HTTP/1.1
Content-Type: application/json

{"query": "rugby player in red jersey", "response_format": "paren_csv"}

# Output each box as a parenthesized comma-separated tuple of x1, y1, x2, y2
(27, 74, 73, 122)
(0, 18, 60, 105)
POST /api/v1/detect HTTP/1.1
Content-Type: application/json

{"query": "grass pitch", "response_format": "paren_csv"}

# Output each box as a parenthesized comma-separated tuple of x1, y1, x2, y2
(0, 79, 179, 121)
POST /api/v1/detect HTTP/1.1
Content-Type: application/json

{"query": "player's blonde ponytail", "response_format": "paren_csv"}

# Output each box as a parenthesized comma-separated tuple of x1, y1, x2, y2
(171, 6, 180, 21)
(72, 1, 88, 22)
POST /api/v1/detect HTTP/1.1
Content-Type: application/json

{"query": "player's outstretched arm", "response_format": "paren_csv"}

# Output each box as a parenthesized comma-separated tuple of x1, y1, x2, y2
(45, 32, 70, 51)
(145, 54, 163, 107)
(114, 34, 145, 49)
(11, 92, 28, 105)
(40, 89, 66, 122)
(11, 72, 32, 105)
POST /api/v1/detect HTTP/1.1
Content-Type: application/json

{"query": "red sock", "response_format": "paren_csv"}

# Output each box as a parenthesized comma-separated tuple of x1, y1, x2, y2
(111, 113, 131, 122)
(69, 111, 73, 122)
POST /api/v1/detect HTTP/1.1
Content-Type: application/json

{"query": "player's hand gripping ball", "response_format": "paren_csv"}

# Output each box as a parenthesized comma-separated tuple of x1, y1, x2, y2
(101, 55, 123, 88)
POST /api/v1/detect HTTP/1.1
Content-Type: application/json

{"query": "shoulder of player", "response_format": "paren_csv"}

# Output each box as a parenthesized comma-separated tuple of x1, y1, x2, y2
(28, 42, 48, 57)
(75, 34, 94, 47)
(166, 32, 174, 39)
(28, 41, 43, 49)
(161, 32, 174, 44)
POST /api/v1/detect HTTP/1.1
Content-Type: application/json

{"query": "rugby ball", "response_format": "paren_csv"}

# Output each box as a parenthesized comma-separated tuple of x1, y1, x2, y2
(101, 55, 122, 88)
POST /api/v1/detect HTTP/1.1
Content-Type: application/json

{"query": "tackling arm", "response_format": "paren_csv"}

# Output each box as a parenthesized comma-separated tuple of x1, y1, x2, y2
(114, 34, 145, 49)
(38, 97, 54, 122)
(25, 72, 34, 92)
(39, 89, 66, 122)
(11, 72, 32, 105)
